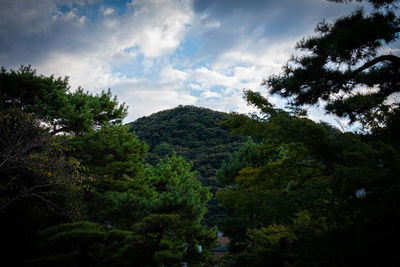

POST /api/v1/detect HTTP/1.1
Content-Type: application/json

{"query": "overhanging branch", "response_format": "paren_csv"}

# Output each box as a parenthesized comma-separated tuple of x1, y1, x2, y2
(352, 54, 400, 76)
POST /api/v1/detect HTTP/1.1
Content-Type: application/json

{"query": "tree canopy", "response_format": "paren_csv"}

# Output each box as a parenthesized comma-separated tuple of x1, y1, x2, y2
(2, 0, 399, 265)
(217, 92, 400, 266)
(215, 0, 400, 266)
(129, 105, 247, 227)
(266, 0, 399, 132)
(0, 67, 216, 266)
(0, 66, 127, 135)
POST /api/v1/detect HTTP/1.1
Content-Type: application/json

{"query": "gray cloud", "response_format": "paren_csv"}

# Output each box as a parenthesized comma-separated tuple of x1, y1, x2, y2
(0, 0, 371, 122)
(0, 0, 95, 67)
(189, 0, 361, 61)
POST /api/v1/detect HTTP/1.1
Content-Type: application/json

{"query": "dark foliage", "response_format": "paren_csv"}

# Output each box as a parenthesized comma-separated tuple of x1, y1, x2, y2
(128, 105, 247, 226)
(1, 67, 216, 266)
(0, 66, 127, 135)
(265, 0, 400, 132)
(0, 109, 85, 265)
(217, 0, 400, 265)
(217, 92, 400, 266)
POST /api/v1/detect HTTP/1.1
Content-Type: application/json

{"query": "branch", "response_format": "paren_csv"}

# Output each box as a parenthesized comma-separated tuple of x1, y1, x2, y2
(30, 180, 66, 191)
(0, 196, 20, 212)
(352, 54, 400, 76)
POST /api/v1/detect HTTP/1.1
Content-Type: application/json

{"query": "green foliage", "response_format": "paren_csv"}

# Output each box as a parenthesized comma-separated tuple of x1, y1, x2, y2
(67, 125, 147, 188)
(255, 5, 400, 265)
(216, 139, 262, 186)
(217, 91, 400, 265)
(216, 5, 400, 258)
(129, 105, 245, 182)
(265, 0, 400, 132)
(0, 66, 127, 135)
(33, 155, 216, 266)
(29, 221, 108, 266)
(0, 109, 86, 264)
(143, 154, 211, 223)
(131, 155, 216, 265)
(217, 132, 328, 251)
(129, 105, 247, 226)
(1, 68, 216, 266)
(218, 71, 400, 267)
(221, 225, 296, 267)
(64, 124, 148, 224)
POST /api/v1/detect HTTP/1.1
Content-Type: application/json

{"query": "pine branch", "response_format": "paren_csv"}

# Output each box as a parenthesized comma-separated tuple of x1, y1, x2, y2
(352, 54, 400, 76)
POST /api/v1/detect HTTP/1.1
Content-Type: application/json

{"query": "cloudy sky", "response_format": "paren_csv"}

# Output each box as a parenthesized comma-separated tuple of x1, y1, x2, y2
(0, 0, 367, 122)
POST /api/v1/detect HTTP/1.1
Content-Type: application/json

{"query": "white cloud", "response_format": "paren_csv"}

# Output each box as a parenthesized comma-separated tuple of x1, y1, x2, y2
(104, 7, 115, 16)
(118, 0, 194, 58)
(103, 18, 119, 28)
(197, 89, 258, 115)
(115, 79, 198, 121)
(15, 0, 196, 120)
(204, 20, 220, 28)
(201, 91, 221, 99)
(39, 51, 122, 92)
(160, 66, 188, 83)
(0, 0, 90, 36)
(188, 83, 202, 91)
(5, 0, 301, 121)
(38, 51, 198, 122)
(187, 37, 302, 112)
(187, 67, 238, 89)
(1, 0, 376, 124)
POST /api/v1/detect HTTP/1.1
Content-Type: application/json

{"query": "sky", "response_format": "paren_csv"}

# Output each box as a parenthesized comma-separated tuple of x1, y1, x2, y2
(0, 0, 369, 123)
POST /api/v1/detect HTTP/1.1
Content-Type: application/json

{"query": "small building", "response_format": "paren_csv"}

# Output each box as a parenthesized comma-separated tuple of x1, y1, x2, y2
(212, 233, 230, 260)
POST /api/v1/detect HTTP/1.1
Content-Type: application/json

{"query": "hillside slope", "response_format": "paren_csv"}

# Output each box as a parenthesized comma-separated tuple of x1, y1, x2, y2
(128, 105, 246, 226)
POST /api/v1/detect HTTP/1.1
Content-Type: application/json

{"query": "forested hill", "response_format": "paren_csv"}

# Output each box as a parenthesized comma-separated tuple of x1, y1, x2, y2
(128, 105, 245, 186)
(128, 105, 246, 226)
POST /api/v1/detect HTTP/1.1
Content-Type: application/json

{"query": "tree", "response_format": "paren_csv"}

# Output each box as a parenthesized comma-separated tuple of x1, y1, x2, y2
(0, 109, 86, 265)
(217, 104, 330, 259)
(218, 92, 400, 266)
(129, 105, 247, 227)
(0, 67, 131, 265)
(216, 1, 400, 265)
(32, 155, 216, 266)
(0, 66, 127, 135)
(65, 124, 148, 223)
(265, 0, 400, 133)
(0, 67, 217, 265)
(133, 155, 216, 266)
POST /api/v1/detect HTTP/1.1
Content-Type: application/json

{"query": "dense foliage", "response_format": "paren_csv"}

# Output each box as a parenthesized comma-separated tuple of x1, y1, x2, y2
(218, 93, 400, 266)
(266, 0, 400, 131)
(0, 66, 127, 135)
(129, 105, 245, 186)
(129, 105, 247, 226)
(31, 155, 216, 266)
(2, 0, 399, 265)
(0, 108, 85, 265)
(0, 67, 216, 266)
(216, 0, 400, 266)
